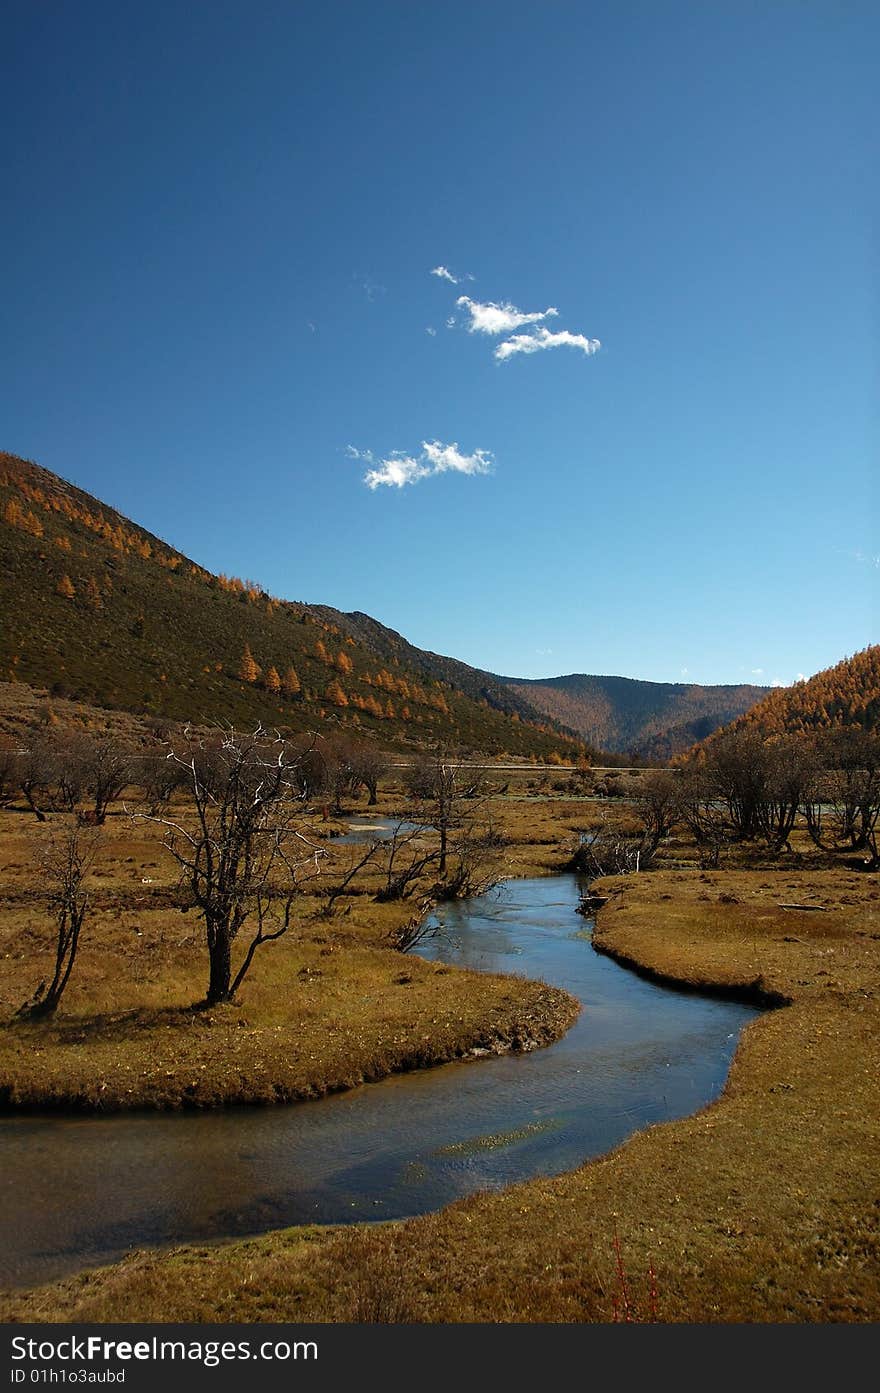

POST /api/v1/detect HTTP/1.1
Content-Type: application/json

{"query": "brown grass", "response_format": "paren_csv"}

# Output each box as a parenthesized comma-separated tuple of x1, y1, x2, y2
(0, 799, 578, 1110)
(2, 797, 878, 1322)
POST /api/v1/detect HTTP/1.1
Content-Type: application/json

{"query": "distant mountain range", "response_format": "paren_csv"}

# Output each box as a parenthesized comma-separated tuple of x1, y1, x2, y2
(501, 673, 769, 758)
(1, 450, 770, 758)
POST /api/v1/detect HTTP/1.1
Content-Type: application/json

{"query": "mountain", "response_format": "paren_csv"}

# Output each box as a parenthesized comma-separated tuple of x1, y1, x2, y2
(0, 450, 772, 762)
(0, 452, 577, 759)
(500, 673, 768, 757)
(697, 647, 880, 742)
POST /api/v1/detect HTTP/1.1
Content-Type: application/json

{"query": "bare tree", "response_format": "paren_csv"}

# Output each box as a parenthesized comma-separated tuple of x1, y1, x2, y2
(431, 820, 502, 900)
(405, 751, 492, 876)
(134, 750, 187, 815)
(802, 729, 880, 860)
(704, 728, 771, 841)
(349, 742, 388, 807)
(80, 736, 133, 824)
(676, 764, 730, 868)
(375, 818, 439, 902)
(16, 737, 53, 822)
(137, 727, 326, 1005)
(0, 740, 19, 808)
(572, 771, 683, 882)
(385, 895, 440, 953)
(321, 838, 382, 917)
(755, 736, 816, 853)
(18, 824, 100, 1018)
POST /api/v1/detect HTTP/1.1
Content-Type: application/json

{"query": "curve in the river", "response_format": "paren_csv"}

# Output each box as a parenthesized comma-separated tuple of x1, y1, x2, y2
(0, 871, 761, 1289)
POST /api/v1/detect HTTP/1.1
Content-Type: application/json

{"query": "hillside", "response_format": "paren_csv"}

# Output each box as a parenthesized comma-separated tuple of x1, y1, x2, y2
(0, 452, 579, 759)
(311, 607, 549, 725)
(501, 672, 768, 756)
(701, 647, 880, 741)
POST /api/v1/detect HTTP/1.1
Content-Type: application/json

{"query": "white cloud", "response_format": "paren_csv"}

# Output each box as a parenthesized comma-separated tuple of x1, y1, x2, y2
(356, 439, 494, 490)
(431, 265, 474, 285)
(751, 668, 764, 676)
(425, 326, 437, 336)
(421, 440, 493, 477)
(771, 678, 786, 688)
(364, 455, 430, 490)
(445, 315, 457, 329)
(495, 326, 601, 361)
(456, 295, 558, 336)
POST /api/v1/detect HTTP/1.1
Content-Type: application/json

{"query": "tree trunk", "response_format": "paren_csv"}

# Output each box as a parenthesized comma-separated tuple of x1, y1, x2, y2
(206, 930, 233, 1004)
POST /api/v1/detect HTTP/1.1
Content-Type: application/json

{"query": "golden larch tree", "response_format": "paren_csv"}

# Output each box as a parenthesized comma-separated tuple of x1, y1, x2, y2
(282, 666, 301, 698)
(239, 644, 260, 684)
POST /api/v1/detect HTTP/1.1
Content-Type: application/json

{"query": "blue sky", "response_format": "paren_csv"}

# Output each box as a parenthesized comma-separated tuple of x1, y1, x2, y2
(2, 1, 876, 686)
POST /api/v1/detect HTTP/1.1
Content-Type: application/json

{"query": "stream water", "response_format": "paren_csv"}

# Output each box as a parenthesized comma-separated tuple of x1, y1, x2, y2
(0, 866, 760, 1289)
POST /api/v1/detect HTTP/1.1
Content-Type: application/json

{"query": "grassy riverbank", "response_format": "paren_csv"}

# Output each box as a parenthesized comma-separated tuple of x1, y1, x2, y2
(2, 784, 878, 1321)
(3, 858, 877, 1322)
(0, 798, 580, 1111)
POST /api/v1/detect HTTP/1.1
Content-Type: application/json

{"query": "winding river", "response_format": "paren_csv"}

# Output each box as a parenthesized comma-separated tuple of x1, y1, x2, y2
(0, 867, 761, 1290)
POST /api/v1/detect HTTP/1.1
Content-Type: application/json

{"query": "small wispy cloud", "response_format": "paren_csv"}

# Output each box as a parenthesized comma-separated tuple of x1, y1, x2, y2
(751, 667, 764, 677)
(425, 326, 437, 337)
(430, 265, 474, 286)
(355, 439, 494, 491)
(355, 273, 386, 302)
(456, 295, 558, 336)
(495, 326, 601, 361)
(445, 315, 457, 329)
(852, 549, 880, 569)
(345, 445, 375, 464)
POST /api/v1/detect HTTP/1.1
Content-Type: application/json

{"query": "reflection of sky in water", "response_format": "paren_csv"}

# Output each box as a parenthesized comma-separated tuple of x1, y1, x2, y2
(0, 870, 760, 1290)
(334, 818, 422, 845)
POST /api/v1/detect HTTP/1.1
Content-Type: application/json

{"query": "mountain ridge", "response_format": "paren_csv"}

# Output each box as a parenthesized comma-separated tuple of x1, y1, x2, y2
(2, 450, 768, 758)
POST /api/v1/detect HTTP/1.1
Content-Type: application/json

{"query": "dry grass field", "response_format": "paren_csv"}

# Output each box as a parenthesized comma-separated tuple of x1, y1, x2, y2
(1, 778, 878, 1323)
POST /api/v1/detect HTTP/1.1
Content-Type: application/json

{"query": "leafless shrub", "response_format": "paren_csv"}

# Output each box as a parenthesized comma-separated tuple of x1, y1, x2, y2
(17, 823, 101, 1018)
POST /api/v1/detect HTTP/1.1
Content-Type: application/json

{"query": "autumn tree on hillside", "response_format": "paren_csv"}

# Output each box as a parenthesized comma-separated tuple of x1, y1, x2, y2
(282, 666, 301, 698)
(239, 645, 260, 684)
(326, 679, 348, 708)
(56, 575, 76, 599)
(264, 665, 281, 695)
